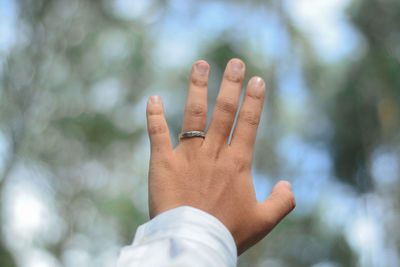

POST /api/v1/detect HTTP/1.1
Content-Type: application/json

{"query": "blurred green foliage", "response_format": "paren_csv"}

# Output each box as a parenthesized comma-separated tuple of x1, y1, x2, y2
(0, 0, 399, 266)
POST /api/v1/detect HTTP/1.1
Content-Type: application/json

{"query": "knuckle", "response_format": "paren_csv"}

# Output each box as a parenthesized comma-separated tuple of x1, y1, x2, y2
(147, 107, 163, 116)
(215, 97, 237, 115)
(191, 76, 208, 87)
(186, 103, 207, 118)
(241, 110, 260, 127)
(204, 144, 221, 161)
(148, 122, 167, 135)
(246, 90, 263, 100)
(288, 192, 296, 210)
(224, 72, 243, 83)
(159, 158, 173, 170)
(279, 191, 296, 211)
(232, 154, 251, 173)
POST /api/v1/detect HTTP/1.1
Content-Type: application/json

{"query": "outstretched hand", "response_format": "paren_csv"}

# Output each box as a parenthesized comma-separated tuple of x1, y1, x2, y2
(146, 59, 295, 254)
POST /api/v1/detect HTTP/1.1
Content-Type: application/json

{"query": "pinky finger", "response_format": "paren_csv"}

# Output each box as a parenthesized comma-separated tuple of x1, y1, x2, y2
(146, 95, 173, 154)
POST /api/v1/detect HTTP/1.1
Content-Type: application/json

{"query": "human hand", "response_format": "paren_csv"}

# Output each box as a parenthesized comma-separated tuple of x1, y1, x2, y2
(146, 59, 296, 254)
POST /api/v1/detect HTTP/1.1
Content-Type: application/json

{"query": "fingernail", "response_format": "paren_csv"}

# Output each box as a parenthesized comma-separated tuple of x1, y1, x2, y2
(150, 95, 161, 104)
(195, 62, 209, 74)
(249, 77, 265, 88)
(282, 181, 292, 190)
(229, 59, 244, 72)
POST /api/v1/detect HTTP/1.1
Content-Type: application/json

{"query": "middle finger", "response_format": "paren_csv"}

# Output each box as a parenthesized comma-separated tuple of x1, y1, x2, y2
(205, 58, 245, 148)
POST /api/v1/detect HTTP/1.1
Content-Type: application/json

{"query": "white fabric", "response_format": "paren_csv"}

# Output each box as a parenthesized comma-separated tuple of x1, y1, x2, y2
(117, 206, 237, 267)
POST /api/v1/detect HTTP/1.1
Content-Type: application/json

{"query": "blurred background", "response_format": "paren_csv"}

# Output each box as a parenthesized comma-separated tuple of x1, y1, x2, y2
(0, 0, 399, 266)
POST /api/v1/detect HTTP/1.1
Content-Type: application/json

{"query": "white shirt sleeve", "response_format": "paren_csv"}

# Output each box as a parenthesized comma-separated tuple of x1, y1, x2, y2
(116, 206, 237, 267)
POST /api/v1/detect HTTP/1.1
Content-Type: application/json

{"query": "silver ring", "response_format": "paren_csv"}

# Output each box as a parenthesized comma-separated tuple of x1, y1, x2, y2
(179, 131, 205, 139)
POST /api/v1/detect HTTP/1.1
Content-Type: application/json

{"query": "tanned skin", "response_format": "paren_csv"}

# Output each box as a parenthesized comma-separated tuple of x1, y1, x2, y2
(146, 59, 296, 255)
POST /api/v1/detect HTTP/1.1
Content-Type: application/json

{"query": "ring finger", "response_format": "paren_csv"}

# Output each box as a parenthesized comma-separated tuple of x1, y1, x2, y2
(180, 60, 210, 145)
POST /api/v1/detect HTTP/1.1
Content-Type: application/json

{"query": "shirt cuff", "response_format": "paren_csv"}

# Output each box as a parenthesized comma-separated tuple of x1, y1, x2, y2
(133, 206, 237, 266)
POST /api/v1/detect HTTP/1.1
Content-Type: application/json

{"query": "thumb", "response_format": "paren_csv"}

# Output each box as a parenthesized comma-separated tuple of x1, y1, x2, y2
(257, 180, 296, 230)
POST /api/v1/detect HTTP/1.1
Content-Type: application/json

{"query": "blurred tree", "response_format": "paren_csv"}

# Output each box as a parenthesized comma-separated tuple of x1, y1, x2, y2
(304, 0, 400, 192)
(0, 0, 399, 266)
